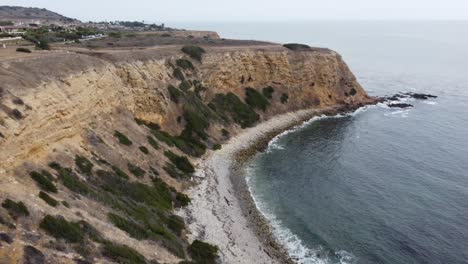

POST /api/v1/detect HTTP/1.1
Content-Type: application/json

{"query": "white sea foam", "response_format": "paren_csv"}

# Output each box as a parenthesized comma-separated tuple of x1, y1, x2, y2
(266, 105, 374, 153)
(423, 101, 438, 105)
(384, 109, 411, 117)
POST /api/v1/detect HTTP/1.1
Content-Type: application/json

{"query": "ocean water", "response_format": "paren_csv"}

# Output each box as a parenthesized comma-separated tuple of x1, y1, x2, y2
(176, 21, 468, 263)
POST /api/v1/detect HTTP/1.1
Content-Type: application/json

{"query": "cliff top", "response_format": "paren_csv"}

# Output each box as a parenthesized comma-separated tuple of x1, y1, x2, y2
(0, 31, 332, 92)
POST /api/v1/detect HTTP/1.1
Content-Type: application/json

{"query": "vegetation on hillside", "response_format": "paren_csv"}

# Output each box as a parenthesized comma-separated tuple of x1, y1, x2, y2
(30, 170, 57, 193)
(176, 58, 195, 70)
(75, 155, 94, 176)
(262, 86, 275, 99)
(2, 199, 29, 219)
(188, 240, 219, 264)
(114, 130, 133, 146)
(16, 47, 31, 53)
(209, 92, 259, 128)
(43, 158, 194, 258)
(164, 151, 195, 174)
(283, 43, 311, 51)
(181, 45, 205, 61)
(173, 68, 185, 81)
(102, 242, 147, 264)
(245, 87, 270, 111)
(168, 85, 183, 103)
(39, 191, 59, 207)
(39, 215, 85, 243)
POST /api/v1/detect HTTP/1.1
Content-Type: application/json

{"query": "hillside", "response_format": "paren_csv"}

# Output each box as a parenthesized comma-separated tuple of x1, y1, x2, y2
(0, 6, 79, 24)
(0, 33, 374, 263)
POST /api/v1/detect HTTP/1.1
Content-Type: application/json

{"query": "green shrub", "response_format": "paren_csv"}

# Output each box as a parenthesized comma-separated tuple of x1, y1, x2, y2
(213, 144, 222, 150)
(283, 43, 311, 51)
(39, 215, 84, 243)
(173, 130, 207, 158)
(168, 85, 182, 103)
(1, 199, 29, 218)
(164, 163, 186, 179)
(75, 155, 94, 175)
(0, 21, 14, 26)
(12, 98, 24, 105)
(173, 68, 185, 81)
(164, 151, 195, 174)
(281, 93, 289, 104)
(111, 166, 130, 179)
(40, 170, 54, 181)
(349, 87, 357, 96)
(128, 163, 146, 178)
(245, 87, 269, 111)
(181, 46, 205, 61)
(167, 215, 185, 236)
(30, 171, 58, 193)
(152, 129, 178, 147)
(139, 146, 149, 155)
(108, 213, 148, 239)
(16, 47, 31, 53)
(221, 129, 230, 138)
(209, 93, 259, 128)
(62, 201, 70, 208)
(188, 240, 219, 264)
(179, 80, 192, 91)
(78, 220, 103, 242)
(102, 242, 147, 264)
(135, 118, 161, 130)
(108, 32, 122, 38)
(95, 171, 184, 257)
(262, 86, 275, 99)
(10, 108, 23, 119)
(176, 59, 194, 70)
(183, 108, 209, 140)
(49, 163, 90, 195)
(114, 130, 133, 146)
(98, 171, 173, 211)
(147, 136, 160, 150)
(39, 191, 59, 207)
(36, 37, 50, 50)
(48, 162, 62, 171)
(175, 192, 191, 207)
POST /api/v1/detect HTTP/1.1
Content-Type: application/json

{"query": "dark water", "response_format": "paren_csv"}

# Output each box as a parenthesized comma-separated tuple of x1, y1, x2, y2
(175, 21, 468, 263)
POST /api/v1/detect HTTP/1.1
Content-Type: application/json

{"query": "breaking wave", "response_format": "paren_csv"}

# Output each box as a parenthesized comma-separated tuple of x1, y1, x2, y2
(267, 105, 375, 153)
(246, 165, 356, 264)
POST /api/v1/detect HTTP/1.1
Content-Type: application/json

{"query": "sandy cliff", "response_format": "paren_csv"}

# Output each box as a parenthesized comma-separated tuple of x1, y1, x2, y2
(0, 43, 373, 263)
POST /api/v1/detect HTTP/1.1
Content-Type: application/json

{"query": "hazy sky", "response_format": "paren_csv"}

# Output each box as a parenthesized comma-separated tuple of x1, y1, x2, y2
(1, 0, 467, 22)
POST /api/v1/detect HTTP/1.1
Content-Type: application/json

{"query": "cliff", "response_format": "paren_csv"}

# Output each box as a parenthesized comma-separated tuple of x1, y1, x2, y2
(0, 41, 373, 263)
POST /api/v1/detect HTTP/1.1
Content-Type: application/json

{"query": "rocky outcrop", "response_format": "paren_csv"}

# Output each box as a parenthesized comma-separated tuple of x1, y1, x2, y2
(0, 43, 374, 263)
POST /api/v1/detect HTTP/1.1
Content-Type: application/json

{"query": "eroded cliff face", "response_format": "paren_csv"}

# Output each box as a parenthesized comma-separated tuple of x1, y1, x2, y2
(0, 45, 373, 263)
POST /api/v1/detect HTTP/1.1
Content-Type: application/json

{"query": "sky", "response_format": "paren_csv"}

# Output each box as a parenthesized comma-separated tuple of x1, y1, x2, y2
(1, 0, 467, 22)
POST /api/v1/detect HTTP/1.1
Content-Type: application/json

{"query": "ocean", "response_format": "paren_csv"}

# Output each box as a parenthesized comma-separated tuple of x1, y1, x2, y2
(175, 21, 468, 263)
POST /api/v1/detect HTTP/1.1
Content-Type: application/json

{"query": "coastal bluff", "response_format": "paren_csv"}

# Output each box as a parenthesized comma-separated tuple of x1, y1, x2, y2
(0, 37, 373, 263)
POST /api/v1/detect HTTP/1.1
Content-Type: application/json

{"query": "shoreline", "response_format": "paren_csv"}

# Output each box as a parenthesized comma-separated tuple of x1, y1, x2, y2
(179, 103, 372, 263)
